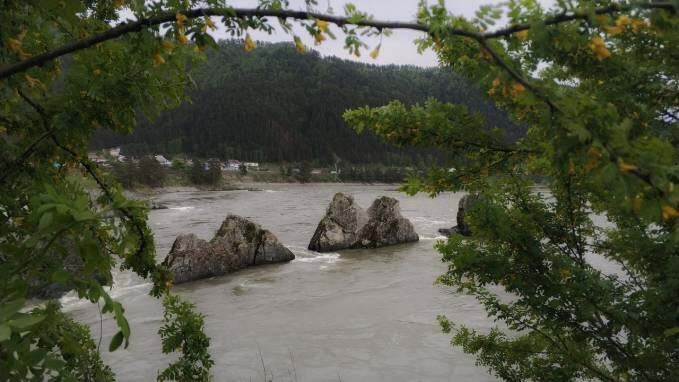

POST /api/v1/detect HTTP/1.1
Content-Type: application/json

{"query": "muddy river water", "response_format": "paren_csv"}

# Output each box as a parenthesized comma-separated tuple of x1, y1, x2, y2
(64, 184, 499, 381)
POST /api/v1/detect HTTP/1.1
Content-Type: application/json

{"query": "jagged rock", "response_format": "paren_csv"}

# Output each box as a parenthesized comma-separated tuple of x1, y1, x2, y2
(163, 215, 295, 284)
(308, 193, 418, 252)
(438, 193, 481, 237)
(308, 193, 368, 252)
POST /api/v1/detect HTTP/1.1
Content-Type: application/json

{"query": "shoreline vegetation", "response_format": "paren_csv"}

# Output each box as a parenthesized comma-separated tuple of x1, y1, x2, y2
(103, 153, 415, 192)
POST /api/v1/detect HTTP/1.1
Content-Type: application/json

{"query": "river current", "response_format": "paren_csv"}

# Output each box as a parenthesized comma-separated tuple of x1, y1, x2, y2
(63, 184, 498, 381)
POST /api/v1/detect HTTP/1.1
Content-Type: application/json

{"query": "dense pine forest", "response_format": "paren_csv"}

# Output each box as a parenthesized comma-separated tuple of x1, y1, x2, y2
(91, 40, 519, 165)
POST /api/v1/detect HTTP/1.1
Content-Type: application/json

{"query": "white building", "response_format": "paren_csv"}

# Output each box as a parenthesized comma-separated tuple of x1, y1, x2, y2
(225, 159, 242, 171)
(109, 147, 121, 158)
(154, 155, 171, 167)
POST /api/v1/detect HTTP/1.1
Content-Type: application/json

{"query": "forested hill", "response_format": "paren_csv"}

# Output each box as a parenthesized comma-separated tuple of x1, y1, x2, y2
(91, 40, 519, 164)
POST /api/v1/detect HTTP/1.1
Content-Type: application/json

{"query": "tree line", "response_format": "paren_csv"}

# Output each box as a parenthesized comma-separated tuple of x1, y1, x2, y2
(91, 40, 521, 166)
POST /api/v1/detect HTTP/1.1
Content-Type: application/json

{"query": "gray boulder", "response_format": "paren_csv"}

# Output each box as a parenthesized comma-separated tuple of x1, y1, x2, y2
(164, 215, 295, 284)
(308, 193, 418, 252)
(308, 193, 368, 252)
(439, 193, 481, 237)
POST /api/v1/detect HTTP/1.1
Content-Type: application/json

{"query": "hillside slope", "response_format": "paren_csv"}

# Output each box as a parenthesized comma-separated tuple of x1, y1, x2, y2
(92, 41, 519, 165)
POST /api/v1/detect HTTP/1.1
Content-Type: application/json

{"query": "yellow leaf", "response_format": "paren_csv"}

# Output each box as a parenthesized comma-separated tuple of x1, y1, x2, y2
(114, 0, 125, 8)
(631, 19, 647, 32)
(559, 268, 572, 282)
(24, 74, 42, 88)
(205, 17, 216, 31)
(294, 36, 305, 53)
(369, 45, 380, 60)
(162, 40, 175, 53)
(7, 38, 22, 53)
(516, 30, 529, 41)
(589, 36, 611, 61)
(314, 33, 326, 46)
(176, 12, 188, 27)
(14, 216, 24, 227)
(662, 205, 679, 220)
(585, 146, 603, 173)
(617, 158, 638, 173)
(153, 53, 165, 66)
(616, 15, 631, 27)
(244, 34, 255, 52)
(93, 69, 101, 76)
(177, 33, 189, 45)
(316, 20, 329, 32)
(606, 25, 623, 36)
(631, 196, 642, 214)
(512, 83, 526, 95)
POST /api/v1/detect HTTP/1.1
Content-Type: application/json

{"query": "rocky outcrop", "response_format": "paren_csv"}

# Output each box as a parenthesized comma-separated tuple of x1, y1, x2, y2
(308, 193, 369, 252)
(308, 193, 418, 252)
(164, 215, 295, 284)
(439, 193, 481, 237)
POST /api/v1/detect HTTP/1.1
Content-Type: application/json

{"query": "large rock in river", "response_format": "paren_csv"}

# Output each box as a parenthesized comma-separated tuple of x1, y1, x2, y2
(439, 193, 481, 237)
(308, 193, 418, 252)
(164, 215, 295, 284)
(308, 193, 368, 252)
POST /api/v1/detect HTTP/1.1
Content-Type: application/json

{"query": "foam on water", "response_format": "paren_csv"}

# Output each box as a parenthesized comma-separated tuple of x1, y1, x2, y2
(419, 235, 447, 241)
(169, 206, 194, 211)
(293, 252, 341, 264)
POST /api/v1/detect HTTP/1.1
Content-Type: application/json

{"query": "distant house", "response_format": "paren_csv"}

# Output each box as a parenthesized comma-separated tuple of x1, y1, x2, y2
(311, 169, 323, 175)
(109, 147, 121, 158)
(243, 162, 259, 169)
(225, 159, 241, 171)
(87, 152, 107, 164)
(154, 155, 171, 167)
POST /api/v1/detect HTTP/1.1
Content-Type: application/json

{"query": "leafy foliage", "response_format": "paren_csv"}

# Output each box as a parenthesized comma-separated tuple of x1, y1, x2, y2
(157, 295, 213, 382)
(347, 1, 679, 381)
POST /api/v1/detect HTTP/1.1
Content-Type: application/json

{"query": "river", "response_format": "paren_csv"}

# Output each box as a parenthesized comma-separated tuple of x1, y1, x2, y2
(63, 184, 498, 381)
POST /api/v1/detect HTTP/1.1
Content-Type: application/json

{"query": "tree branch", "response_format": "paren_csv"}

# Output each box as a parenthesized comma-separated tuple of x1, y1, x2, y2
(17, 90, 149, 262)
(1, 2, 675, 80)
(483, 1, 676, 39)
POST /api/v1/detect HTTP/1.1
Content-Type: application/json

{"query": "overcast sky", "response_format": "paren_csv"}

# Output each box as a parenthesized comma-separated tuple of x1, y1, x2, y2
(221, 0, 553, 67)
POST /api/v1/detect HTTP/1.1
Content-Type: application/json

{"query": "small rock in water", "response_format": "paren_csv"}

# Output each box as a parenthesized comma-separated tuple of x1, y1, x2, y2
(163, 215, 295, 284)
(147, 199, 168, 210)
(438, 193, 481, 237)
(308, 193, 418, 252)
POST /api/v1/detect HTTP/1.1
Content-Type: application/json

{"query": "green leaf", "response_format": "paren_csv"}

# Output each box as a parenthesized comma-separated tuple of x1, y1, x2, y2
(52, 270, 70, 284)
(109, 331, 124, 352)
(0, 299, 24, 321)
(664, 327, 679, 337)
(8, 314, 44, 329)
(0, 324, 11, 341)
(38, 211, 53, 231)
